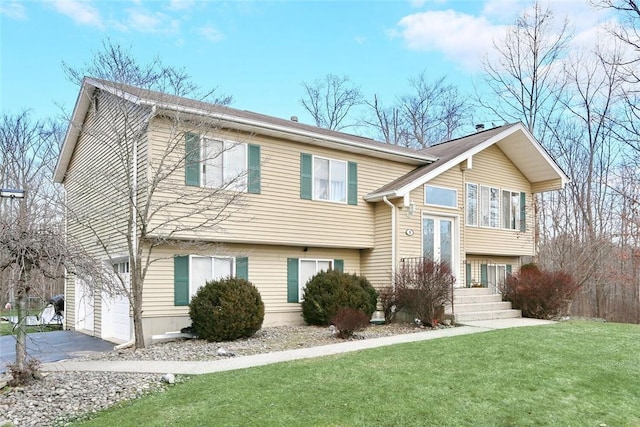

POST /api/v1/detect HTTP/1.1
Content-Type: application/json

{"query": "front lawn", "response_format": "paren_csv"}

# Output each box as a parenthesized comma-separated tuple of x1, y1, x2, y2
(74, 321, 640, 426)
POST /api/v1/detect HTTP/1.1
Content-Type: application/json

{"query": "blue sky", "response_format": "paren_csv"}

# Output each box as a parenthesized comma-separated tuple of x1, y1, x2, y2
(0, 0, 610, 130)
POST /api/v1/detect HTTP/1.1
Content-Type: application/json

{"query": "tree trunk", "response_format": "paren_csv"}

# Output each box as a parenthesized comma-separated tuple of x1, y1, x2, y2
(15, 281, 27, 371)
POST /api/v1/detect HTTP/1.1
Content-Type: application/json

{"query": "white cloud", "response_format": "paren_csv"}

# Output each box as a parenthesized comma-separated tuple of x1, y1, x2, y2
(395, 9, 507, 71)
(125, 9, 179, 34)
(0, 1, 27, 20)
(51, 0, 103, 29)
(168, 0, 194, 11)
(355, 35, 366, 44)
(199, 25, 224, 43)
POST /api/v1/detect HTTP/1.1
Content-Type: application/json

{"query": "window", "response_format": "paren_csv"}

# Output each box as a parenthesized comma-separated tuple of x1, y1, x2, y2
(425, 185, 457, 208)
(487, 264, 507, 293)
(300, 153, 358, 205)
(299, 259, 333, 301)
(174, 255, 249, 306)
(480, 186, 500, 228)
(203, 139, 247, 191)
(466, 183, 478, 226)
(185, 133, 260, 193)
(503, 191, 526, 231)
(313, 157, 347, 203)
(287, 257, 343, 303)
(113, 261, 129, 274)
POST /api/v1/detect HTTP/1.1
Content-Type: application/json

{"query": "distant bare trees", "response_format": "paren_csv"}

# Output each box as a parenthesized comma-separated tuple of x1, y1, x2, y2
(300, 74, 364, 131)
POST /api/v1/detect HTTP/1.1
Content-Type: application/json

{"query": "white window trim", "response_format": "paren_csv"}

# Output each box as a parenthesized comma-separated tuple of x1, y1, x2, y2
(479, 185, 501, 229)
(312, 155, 348, 204)
(298, 258, 334, 302)
(201, 138, 248, 191)
(189, 255, 236, 300)
(465, 182, 478, 226)
(501, 189, 522, 231)
(421, 212, 459, 282)
(486, 263, 508, 293)
(424, 184, 458, 209)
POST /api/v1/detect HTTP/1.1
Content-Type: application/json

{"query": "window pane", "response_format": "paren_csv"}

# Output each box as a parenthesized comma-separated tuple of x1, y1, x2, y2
(300, 260, 317, 290)
(512, 193, 520, 230)
(213, 258, 233, 280)
(317, 260, 331, 272)
(480, 186, 490, 227)
(203, 140, 223, 187)
(466, 184, 477, 225)
(330, 161, 346, 202)
(423, 218, 435, 259)
(502, 190, 511, 229)
(440, 219, 452, 267)
(225, 143, 247, 190)
(191, 257, 212, 296)
(314, 158, 329, 200)
(490, 188, 499, 228)
(426, 186, 456, 207)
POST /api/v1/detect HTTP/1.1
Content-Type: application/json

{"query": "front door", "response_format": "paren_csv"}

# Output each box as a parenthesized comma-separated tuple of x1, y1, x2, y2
(422, 215, 456, 274)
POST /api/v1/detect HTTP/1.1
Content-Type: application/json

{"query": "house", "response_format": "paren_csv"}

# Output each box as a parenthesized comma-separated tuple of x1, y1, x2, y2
(54, 78, 568, 344)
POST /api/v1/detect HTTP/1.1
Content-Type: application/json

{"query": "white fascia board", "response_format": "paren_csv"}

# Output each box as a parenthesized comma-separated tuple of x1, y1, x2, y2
(143, 101, 436, 165)
(54, 83, 95, 183)
(515, 124, 570, 186)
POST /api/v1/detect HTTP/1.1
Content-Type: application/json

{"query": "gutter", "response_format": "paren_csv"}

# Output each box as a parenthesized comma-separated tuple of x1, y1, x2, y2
(382, 196, 397, 290)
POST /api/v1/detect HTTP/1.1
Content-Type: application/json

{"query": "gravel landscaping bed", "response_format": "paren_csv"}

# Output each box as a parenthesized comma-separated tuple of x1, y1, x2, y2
(0, 323, 437, 426)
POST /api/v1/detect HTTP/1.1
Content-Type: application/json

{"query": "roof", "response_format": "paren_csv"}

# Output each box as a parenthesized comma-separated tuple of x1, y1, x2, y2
(364, 122, 569, 201)
(54, 78, 436, 183)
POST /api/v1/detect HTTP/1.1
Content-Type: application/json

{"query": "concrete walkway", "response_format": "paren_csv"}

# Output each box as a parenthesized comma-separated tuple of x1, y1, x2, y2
(41, 318, 555, 375)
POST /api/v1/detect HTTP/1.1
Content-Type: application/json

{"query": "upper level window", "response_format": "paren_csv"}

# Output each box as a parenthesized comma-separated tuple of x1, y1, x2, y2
(113, 261, 129, 274)
(314, 157, 347, 203)
(203, 139, 247, 191)
(185, 133, 260, 194)
(425, 185, 457, 208)
(480, 186, 500, 228)
(503, 191, 524, 230)
(466, 183, 478, 226)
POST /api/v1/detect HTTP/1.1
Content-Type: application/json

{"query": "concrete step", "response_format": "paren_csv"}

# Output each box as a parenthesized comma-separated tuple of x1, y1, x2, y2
(454, 309, 522, 322)
(453, 294, 503, 305)
(454, 287, 493, 296)
(449, 301, 514, 313)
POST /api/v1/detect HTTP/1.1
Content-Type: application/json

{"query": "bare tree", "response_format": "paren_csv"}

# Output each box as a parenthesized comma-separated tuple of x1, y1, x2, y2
(364, 73, 469, 148)
(300, 74, 363, 130)
(60, 41, 246, 348)
(478, 1, 570, 138)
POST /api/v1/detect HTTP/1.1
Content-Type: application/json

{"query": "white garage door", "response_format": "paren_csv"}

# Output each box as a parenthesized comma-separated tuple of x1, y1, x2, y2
(102, 261, 131, 342)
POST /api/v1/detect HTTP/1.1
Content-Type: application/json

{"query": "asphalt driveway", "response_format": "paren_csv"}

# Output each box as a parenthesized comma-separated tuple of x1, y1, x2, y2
(0, 330, 115, 371)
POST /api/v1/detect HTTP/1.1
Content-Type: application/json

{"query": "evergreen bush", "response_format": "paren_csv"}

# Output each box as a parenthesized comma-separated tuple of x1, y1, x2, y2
(189, 277, 264, 342)
(301, 269, 377, 326)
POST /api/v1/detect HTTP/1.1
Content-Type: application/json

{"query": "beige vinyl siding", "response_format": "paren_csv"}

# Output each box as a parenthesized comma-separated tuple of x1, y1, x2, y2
(146, 119, 414, 249)
(141, 243, 361, 318)
(464, 145, 535, 256)
(63, 90, 150, 335)
(360, 201, 393, 289)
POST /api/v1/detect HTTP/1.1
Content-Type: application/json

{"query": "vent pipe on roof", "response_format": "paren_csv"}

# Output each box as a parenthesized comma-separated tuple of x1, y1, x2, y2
(290, 116, 298, 122)
(475, 124, 485, 132)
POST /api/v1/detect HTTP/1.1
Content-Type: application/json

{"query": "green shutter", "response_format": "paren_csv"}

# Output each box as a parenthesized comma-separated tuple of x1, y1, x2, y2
(506, 264, 512, 274)
(347, 162, 358, 206)
(247, 144, 261, 194)
(300, 153, 312, 200)
(287, 258, 299, 303)
(520, 192, 526, 232)
(480, 264, 488, 286)
(236, 257, 248, 280)
(174, 256, 189, 306)
(185, 133, 200, 187)
(334, 259, 344, 273)
(466, 263, 471, 287)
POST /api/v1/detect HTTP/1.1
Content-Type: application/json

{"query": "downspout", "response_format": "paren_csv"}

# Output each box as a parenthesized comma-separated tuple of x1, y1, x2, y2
(382, 196, 397, 290)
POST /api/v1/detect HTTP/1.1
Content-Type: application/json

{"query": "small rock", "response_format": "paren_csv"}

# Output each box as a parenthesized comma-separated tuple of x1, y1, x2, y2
(161, 373, 175, 384)
(217, 347, 235, 357)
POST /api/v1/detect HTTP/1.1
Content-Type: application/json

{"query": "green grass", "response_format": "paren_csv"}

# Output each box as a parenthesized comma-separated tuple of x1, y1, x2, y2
(0, 309, 62, 336)
(74, 321, 640, 426)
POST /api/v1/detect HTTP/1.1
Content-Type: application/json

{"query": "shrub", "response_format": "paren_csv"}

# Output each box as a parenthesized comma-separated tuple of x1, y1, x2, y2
(395, 259, 454, 326)
(189, 277, 264, 342)
(500, 264, 579, 319)
(330, 308, 371, 339)
(378, 285, 401, 324)
(301, 270, 378, 326)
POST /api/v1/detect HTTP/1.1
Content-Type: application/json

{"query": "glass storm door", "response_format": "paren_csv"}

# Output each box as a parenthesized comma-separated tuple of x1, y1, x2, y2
(422, 216, 454, 268)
